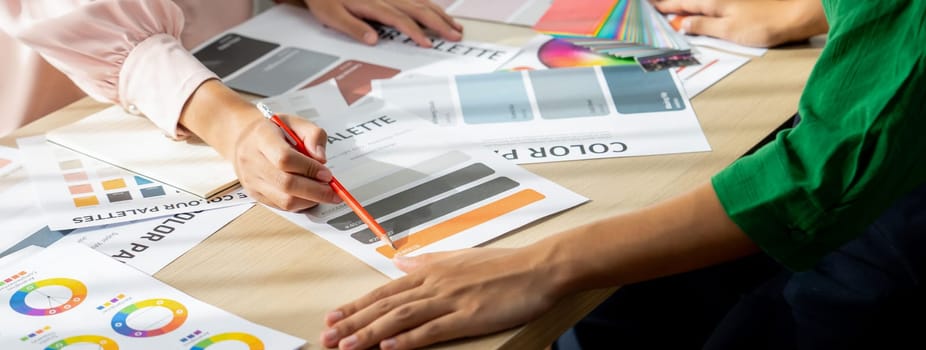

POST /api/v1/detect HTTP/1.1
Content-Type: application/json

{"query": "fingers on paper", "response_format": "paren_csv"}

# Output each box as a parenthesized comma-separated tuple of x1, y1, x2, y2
(309, 0, 380, 45)
(348, 1, 433, 47)
(389, 0, 463, 42)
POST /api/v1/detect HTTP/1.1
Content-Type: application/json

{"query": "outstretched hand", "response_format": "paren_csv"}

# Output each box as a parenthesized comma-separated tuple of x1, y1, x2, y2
(652, 0, 828, 48)
(320, 248, 564, 350)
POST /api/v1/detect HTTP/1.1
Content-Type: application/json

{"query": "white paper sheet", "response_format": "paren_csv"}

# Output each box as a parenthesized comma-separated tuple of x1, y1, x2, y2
(0, 145, 22, 178)
(372, 65, 711, 164)
(16, 136, 253, 230)
(272, 103, 587, 278)
(0, 243, 305, 349)
(439, 0, 553, 26)
(0, 173, 253, 274)
(194, 4, 520, 103)
(255, 79, 349, 119)
(676, 47, 750, 97)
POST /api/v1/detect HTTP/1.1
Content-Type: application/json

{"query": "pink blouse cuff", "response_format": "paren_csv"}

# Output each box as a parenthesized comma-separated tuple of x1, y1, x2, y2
(119, 33, 217, 140)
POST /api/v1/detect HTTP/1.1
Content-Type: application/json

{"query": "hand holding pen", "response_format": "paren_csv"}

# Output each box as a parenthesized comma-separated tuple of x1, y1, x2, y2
(256, 103, 397, 250)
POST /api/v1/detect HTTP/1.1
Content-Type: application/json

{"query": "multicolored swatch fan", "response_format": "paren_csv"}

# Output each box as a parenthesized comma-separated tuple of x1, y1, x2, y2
(533, 0, 695, 70)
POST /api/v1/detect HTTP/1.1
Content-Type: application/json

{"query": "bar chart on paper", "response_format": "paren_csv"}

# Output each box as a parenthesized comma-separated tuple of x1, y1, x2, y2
(274, 107, 587, 278)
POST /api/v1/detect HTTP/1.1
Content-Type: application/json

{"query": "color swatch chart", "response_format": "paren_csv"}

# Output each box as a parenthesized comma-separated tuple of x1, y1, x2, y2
(193, 4, 517, 102)
(373, 63, 711, 164)
(17, 136, 253, 230)
(0, 243, 306, 350)
(275, 106, 587, 278)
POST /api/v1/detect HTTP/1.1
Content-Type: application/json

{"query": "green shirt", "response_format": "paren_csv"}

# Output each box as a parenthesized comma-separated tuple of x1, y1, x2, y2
(712, 0, 926, 270)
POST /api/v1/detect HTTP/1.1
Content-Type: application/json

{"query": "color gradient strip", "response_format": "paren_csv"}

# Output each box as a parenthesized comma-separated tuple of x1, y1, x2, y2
(190, 332, 265, 350)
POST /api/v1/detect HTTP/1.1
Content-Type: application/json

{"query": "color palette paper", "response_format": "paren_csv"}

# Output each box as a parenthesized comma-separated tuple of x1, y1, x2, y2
(0, 243, 306, 349)
(273, 104, 587, 278)
(16, 136, 253, 230)
(192, 4, 518, 101)
(373, 64, 711, 164)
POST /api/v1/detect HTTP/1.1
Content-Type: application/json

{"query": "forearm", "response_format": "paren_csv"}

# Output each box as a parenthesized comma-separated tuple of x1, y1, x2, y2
(539, 182, 759, 295)
(178, 80, 262, 158)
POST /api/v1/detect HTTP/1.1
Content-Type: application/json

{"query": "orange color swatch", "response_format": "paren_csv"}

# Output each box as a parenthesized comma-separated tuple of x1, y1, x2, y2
(377, 189, 545, 258)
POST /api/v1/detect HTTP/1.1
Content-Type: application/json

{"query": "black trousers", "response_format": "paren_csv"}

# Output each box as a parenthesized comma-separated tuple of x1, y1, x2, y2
(565, 181, 926, 350)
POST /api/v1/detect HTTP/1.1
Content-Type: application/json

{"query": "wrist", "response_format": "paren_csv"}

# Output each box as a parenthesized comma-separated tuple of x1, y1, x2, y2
(788, 1, 829, 43)
(179, 80, 263, 158)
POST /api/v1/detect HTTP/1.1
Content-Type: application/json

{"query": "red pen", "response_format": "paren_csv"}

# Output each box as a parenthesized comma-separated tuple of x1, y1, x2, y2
(256, 102, 396, 250)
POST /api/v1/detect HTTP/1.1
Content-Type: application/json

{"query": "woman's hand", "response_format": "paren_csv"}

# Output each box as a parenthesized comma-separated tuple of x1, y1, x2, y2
(320, 247, 565, 350)
(304, 0, 463, 47)
(652, 0, 828, 47)
(232, 113, 341, 211)
(179, 79, 339, 211)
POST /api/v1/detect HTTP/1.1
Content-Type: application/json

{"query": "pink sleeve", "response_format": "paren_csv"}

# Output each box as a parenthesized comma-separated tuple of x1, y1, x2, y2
(0, 0, 218, 139)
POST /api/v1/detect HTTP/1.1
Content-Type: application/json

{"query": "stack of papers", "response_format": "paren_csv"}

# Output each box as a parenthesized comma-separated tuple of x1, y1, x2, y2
(533, 0, 694, 70)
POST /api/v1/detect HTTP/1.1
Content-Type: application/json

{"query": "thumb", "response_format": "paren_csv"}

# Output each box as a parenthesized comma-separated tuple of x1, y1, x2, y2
(681, 15, 729, 39)
(282, 114, 328, 164)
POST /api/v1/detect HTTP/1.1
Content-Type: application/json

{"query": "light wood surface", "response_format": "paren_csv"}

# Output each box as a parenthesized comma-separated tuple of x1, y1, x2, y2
(0, 17, 821, 350)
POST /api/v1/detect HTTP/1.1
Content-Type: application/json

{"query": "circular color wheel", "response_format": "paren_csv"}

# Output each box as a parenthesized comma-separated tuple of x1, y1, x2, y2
(44, 335, 119, 350)
(189, 332, 265, 350)
(111, 298, 188, 337)
(9, 277, 87, 316)
(537, 39, 635, 68)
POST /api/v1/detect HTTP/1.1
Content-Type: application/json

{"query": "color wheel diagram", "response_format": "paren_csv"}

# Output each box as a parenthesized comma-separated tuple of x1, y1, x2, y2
(111, 298, 188, 337)
(190, 332, 265, 350)
(44, 335, 119, 350)
(9, 277, 87, 316)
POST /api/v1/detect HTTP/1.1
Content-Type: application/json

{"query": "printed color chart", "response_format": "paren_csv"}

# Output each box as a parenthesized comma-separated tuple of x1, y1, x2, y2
(17, 137, 253, 230)
(275, 107, 587, 278)
(57, 154, 167, 209)
(374, 64, 711, 164)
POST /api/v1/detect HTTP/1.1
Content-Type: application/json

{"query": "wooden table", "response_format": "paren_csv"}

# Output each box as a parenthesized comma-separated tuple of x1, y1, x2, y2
(1, 18, 821, 350)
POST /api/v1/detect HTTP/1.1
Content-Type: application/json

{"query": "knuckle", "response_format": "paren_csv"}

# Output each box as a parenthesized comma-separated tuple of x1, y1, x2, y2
(278, 196, 299, 211)
(276, 151, 299, 169)
(276, 173, 298, 192)
(422, 322, 442, 338)
(392, 304, 415, 321)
